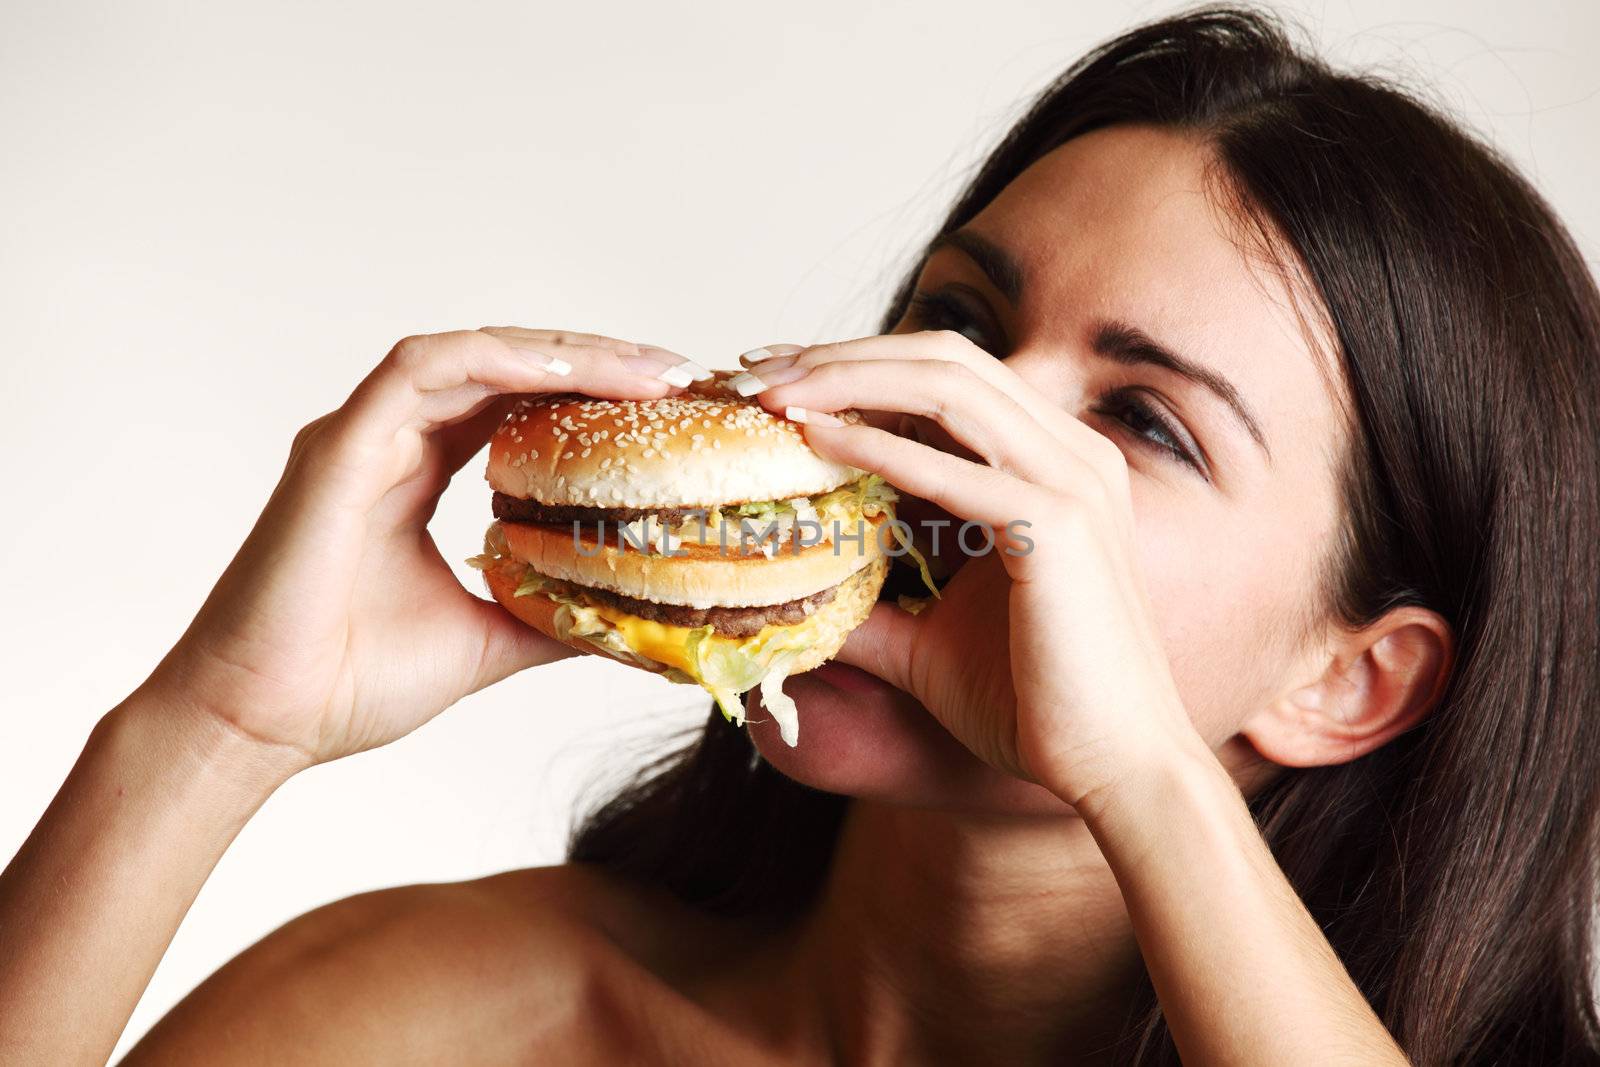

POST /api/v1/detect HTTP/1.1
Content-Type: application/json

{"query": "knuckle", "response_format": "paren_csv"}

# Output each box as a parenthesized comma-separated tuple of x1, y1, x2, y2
(285, 412, 352, 475)
(805, 359, 851, 391)
(803, 340, 846, 364)
(1081, 427, 1122, 468)
(290, 413, 330, 454)
(925, 328, 975, 354)
(1081, 432, 1131, 492)
(385, 333, 430, 371)
(921, 360, 978, 418)
(549, 329, 605, 348)
(928, 359, 975, 388)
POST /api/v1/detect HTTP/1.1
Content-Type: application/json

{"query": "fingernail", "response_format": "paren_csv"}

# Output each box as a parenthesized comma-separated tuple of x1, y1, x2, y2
(739, 343, 805, 366)
(641, 345, 713, 381)
(728, 359, 806, 396)
(657, 363, 695, 388)
(785, 405, 843, 427)
(512, 346, 571, 375)
(620, 353, 692, 387)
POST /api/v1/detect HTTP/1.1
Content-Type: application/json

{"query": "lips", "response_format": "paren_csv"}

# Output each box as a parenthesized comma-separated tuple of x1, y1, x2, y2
(809, 659, 899, 696)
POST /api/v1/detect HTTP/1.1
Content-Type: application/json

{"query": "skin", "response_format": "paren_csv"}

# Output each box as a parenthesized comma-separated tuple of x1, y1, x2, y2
(0, 125, 1453, 1066)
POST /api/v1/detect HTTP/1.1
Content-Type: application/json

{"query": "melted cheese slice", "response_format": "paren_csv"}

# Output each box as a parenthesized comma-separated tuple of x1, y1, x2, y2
(581, 556, 885, 686)
(594, 603, 834, 682)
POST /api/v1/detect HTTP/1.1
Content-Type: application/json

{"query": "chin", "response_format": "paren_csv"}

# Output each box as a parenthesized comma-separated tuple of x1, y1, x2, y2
(748, 663, 1075, 818)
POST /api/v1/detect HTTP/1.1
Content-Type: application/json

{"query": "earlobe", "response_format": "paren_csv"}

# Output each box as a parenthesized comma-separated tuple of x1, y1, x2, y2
(1241, 607, 1453, 769)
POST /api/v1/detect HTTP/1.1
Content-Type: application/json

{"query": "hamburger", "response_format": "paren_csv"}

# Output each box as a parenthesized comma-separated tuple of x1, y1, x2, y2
(468, 374, 912, 745)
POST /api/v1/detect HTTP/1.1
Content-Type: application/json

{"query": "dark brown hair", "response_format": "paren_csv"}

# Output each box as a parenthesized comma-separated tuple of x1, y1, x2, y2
(571, 8, 1600, 1063)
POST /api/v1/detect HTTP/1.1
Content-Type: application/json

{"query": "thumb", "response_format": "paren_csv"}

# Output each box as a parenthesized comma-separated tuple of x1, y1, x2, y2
(465, 596, 576, 693)
(834, 601, 923, 695)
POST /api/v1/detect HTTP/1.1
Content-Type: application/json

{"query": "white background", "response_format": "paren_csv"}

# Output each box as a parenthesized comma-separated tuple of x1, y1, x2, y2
(2, 0, 1595, 1056)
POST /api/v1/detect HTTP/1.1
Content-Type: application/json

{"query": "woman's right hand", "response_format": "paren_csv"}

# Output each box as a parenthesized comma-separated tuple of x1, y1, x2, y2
(139, 327, 704, 771)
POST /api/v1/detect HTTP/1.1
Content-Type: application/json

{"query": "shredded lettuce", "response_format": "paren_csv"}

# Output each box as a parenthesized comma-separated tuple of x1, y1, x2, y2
(684, 622, 814, 742)
(812, 472, 894, 525)
(514, 570, 551, 598)
(888, 522, 941, 600)
(811, 474, 940, 599)
(727, 498, 794, 522)
(896, 594, 933, 615)
(465, 522, 518, 577)
(483, 557, 820, 748)
(758, 650, 804, 746)
(594, 477, 939, 605)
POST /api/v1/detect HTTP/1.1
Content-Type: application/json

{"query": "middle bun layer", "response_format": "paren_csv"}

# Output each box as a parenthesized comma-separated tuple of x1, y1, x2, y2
(499, 514, 888, 608)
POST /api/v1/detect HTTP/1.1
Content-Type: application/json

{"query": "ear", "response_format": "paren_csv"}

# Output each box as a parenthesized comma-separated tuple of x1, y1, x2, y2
(1241, 606, 1453, 768)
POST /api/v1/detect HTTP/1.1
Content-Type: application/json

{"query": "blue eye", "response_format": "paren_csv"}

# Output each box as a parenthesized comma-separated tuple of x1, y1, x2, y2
(1095, 390, 1202, 471)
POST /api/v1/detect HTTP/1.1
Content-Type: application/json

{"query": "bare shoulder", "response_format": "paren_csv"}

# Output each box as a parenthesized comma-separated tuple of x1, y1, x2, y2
(121, 864, 739, 1066)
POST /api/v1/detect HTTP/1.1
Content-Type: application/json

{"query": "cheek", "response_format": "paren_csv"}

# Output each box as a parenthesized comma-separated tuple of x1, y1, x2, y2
(1132, 492, 1315, 744)
(749, 674, 1071, 817)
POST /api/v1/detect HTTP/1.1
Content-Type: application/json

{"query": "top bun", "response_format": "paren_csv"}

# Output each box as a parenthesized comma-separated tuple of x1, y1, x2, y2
(486, 374, 865, 507)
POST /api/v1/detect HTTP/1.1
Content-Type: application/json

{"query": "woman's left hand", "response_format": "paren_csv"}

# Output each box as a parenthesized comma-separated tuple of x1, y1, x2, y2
(746, 329, 1209, 811)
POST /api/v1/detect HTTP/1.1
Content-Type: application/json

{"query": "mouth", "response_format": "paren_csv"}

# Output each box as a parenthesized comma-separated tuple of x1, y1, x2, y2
(808, 659, 898, 696)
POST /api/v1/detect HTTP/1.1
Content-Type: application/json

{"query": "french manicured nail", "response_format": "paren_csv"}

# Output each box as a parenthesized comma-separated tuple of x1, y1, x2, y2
(620, 353, 693, 387)
(511, 346, 571, 375)
(640, 345, 713, 381)
(728, 359, 806, 396)
(784, 405, 842, 426)
(657, 363, 695, 388)
(739, 343, 805, 366)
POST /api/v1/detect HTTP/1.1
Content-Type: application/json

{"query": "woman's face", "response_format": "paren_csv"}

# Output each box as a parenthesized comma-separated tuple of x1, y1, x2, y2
(752, 124, 1349, 814)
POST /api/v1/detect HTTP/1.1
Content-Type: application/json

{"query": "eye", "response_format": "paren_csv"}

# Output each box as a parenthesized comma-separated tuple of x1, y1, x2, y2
(906, 289, 1007, 356)
(1092, 389, 1207, 475)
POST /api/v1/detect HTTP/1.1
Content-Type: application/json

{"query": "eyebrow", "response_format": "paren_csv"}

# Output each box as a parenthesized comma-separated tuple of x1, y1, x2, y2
(928, 229, 1024, 306)
(926, 226, 1271, 462)
(1092, 321, 1271, 460)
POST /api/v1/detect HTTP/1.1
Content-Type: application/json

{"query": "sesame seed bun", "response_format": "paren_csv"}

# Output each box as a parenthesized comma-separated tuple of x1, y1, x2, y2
(486, 376, 865, 507)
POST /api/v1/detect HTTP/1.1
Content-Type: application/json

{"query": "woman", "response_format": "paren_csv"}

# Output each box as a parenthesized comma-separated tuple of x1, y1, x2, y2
(3, 7, 1597, 1064)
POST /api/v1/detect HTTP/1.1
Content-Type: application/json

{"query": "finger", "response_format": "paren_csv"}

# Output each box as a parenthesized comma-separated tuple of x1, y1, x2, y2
(759, 359, 1076, 489)
(315, 330, 690, 510)
(832, 600, 925, 695)
(790, 419, 1056, 544)
(368, 397, 513, 532)
(737, 342, 807, 367)
(736, 330, 1078, 450)
(480, 325, 634, 349)
(463, 594, 577, 693)
(434, 395, 518, 477)
(349, 329, 671, 434)
(481, 326, 713, 383)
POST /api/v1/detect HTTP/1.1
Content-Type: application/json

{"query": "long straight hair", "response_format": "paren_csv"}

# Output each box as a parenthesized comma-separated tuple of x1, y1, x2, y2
(571, 9, 1600, 1063)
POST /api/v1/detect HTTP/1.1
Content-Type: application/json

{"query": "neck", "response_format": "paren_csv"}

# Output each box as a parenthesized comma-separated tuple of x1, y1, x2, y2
(793, 799, 1143, 1066)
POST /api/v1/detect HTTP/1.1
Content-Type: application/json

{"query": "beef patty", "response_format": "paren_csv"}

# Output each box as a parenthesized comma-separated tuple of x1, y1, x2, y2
(538, 574, 840, 638)
(494, 493, 709, 528)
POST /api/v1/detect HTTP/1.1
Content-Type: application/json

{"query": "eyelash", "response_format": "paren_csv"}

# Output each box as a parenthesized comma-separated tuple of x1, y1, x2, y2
(1089, 389, 1199, 469)
(908, 290, 999, 353)
(906, 289, 1203, 471)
